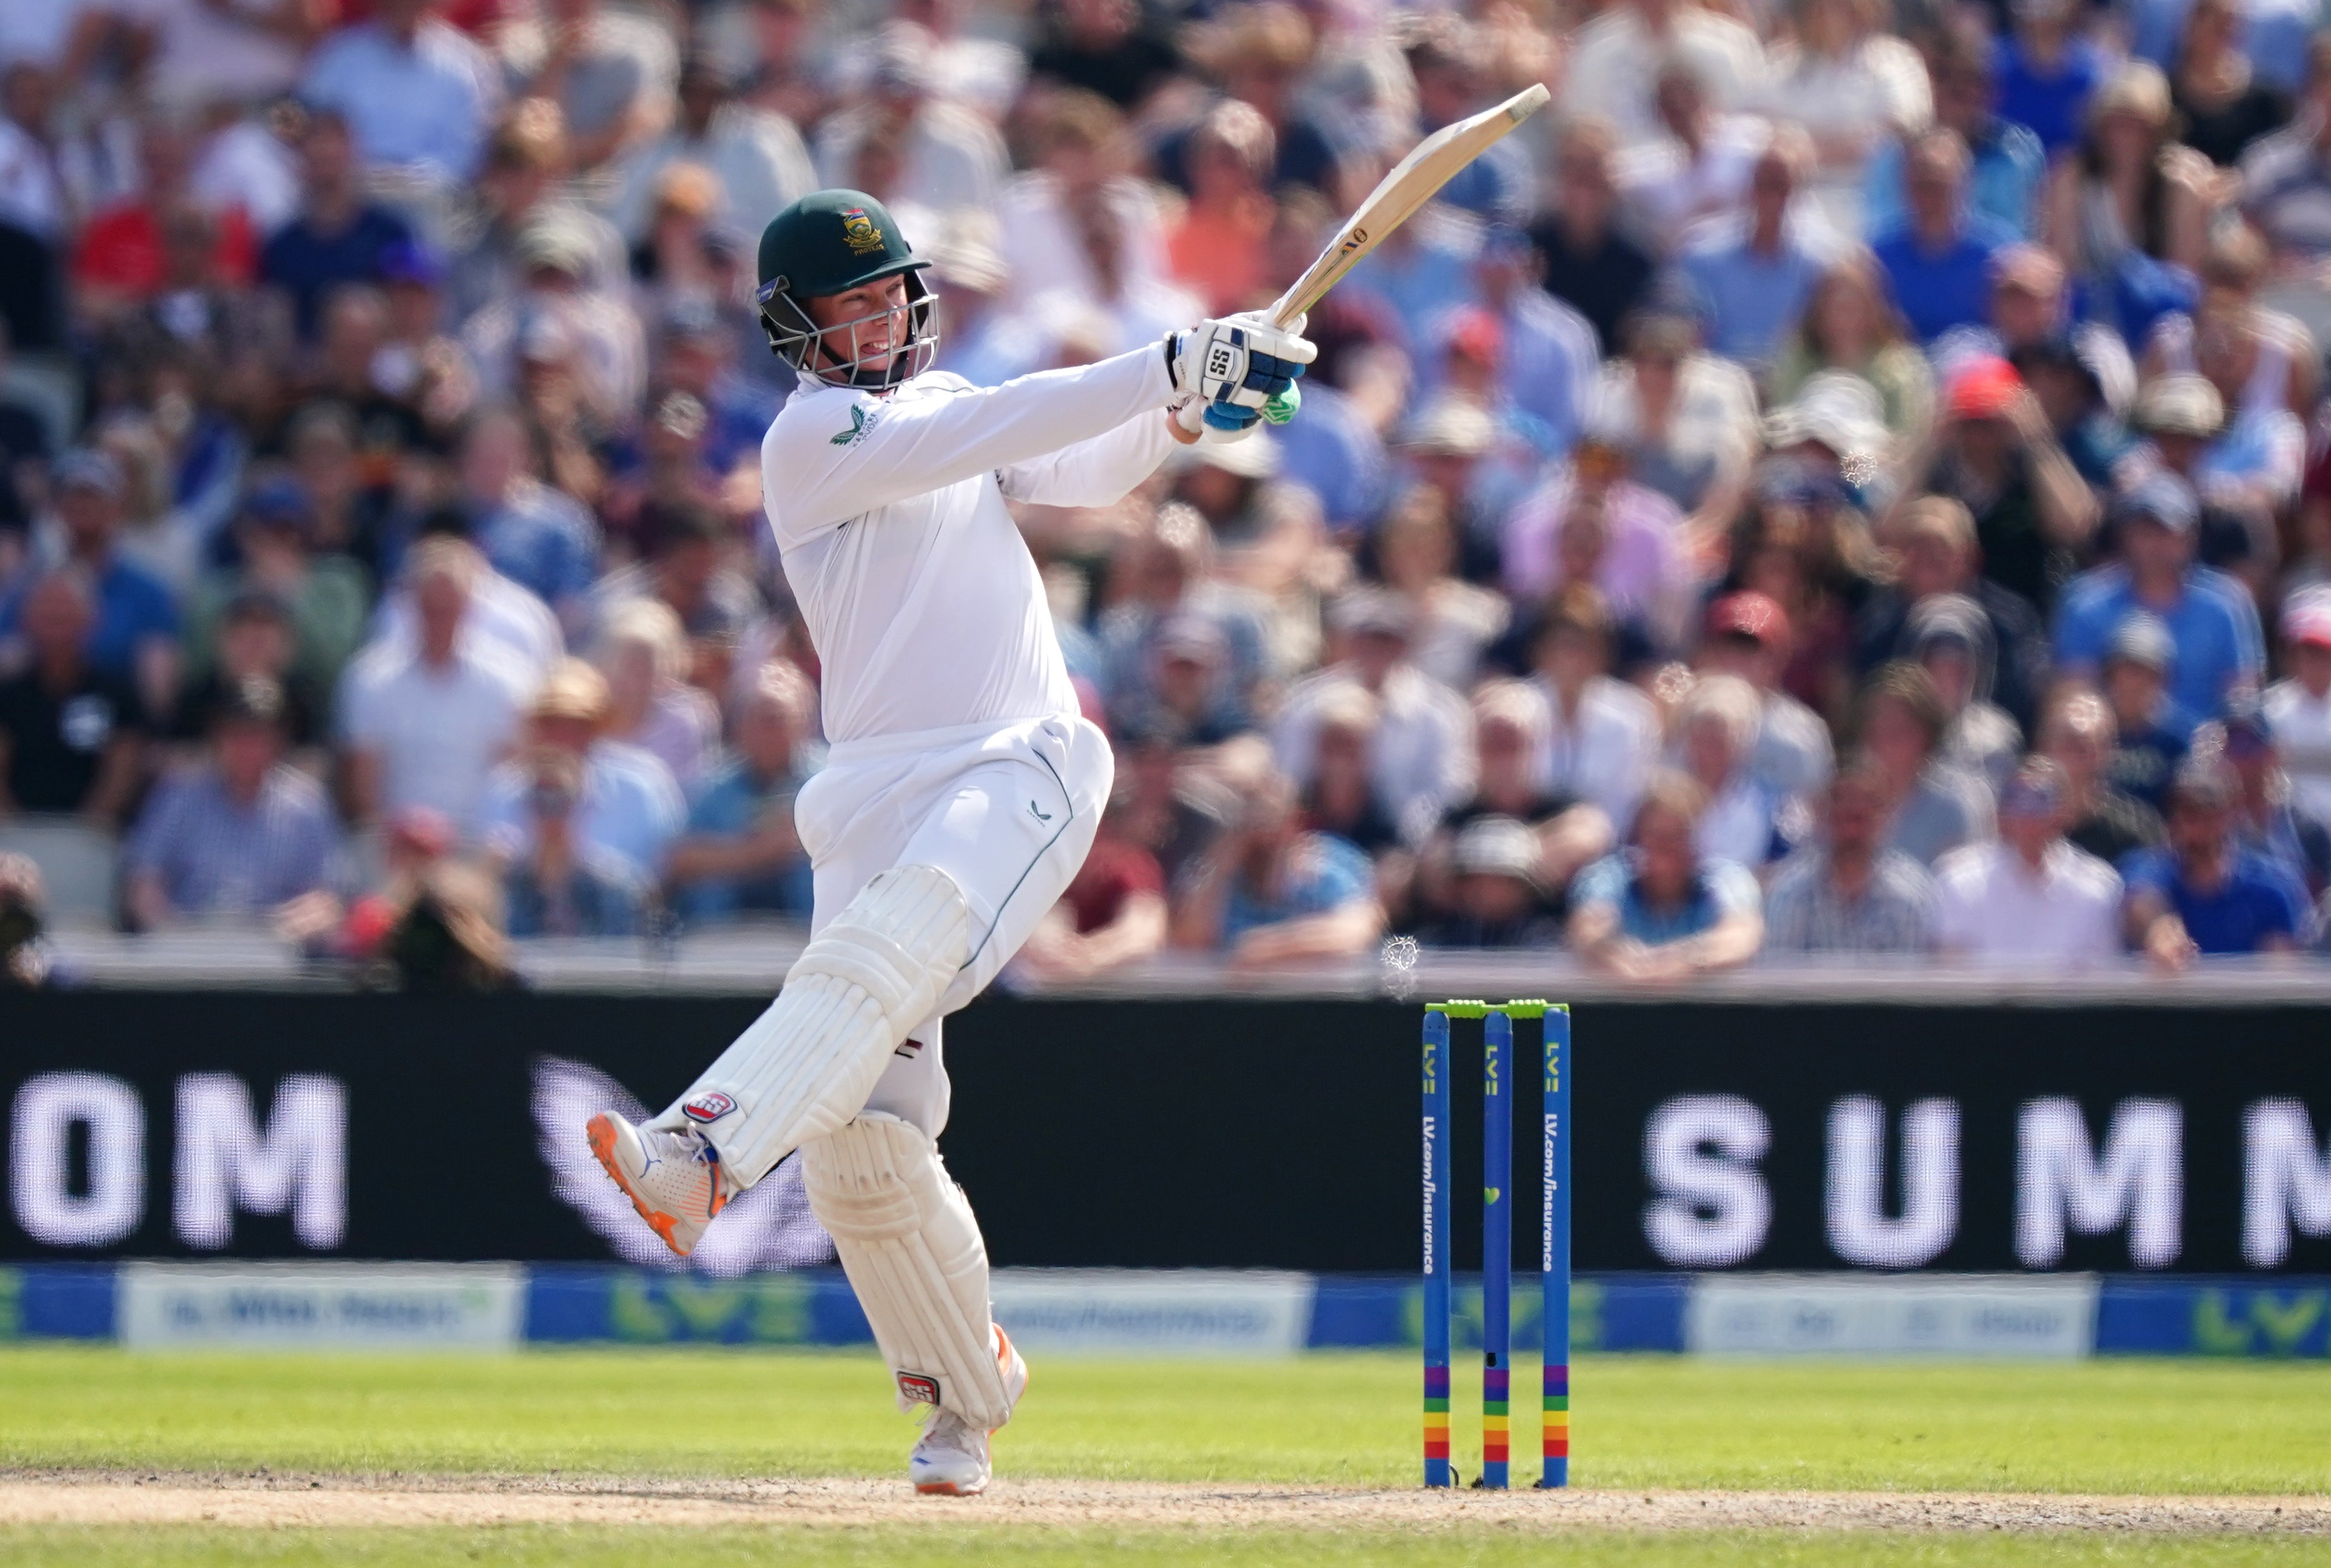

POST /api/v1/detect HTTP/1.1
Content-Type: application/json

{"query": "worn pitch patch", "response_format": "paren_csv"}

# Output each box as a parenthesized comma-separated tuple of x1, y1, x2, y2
(0, 1474, 2325, 1534)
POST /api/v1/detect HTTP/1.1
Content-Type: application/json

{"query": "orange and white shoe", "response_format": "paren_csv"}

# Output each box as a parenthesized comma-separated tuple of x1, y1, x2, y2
(584, 1111, 732, 1257)
(908, 1326, 1028, 1497)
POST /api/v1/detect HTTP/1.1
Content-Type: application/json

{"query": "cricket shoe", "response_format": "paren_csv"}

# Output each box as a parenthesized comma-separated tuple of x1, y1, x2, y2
(908, 1327, 1029, 1497)
(584, 1111, 733, 1257)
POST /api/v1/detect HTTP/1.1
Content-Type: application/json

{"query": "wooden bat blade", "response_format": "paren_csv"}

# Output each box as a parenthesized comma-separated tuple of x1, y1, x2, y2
(1270, 82, 1551, 328)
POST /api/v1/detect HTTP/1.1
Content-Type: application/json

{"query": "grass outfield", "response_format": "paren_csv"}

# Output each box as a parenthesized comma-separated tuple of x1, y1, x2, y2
(1, 1346, 2328, 1493)
(4, 1348, 2330, 1565)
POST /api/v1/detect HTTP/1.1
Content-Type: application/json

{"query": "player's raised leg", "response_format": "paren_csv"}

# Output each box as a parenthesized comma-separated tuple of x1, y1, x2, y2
(587, 862, 969, 1256)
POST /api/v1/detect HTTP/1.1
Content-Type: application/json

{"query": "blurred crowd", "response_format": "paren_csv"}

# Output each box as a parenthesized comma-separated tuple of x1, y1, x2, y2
(9, 0, 2331, 985)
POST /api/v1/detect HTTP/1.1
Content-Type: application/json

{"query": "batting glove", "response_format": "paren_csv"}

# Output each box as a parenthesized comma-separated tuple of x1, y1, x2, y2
(1167, 311, 1315, 421)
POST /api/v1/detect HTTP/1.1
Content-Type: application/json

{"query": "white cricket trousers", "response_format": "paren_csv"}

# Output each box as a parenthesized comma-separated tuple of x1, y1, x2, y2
(791, 711, 1113, 1139)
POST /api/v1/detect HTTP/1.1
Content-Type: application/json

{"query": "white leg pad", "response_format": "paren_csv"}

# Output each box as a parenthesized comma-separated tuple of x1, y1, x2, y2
(654, 866, 968, 1188)
(801, 1113, 1015, 1431)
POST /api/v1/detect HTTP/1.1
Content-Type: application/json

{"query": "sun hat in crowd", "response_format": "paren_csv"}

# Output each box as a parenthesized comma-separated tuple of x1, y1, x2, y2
(2132, 374, 2224, 440)
(1945, 355, 2023, 421)
(1452, 816, 1542, 884)
(2106, 612, 2176, 672)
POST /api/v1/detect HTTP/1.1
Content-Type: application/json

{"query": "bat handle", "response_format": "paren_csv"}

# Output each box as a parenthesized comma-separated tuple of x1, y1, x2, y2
(1266, 290, 1305, 331)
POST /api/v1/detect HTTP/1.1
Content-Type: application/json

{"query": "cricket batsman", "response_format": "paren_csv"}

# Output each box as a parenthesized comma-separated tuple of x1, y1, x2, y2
(585, 190, 1312, 1495)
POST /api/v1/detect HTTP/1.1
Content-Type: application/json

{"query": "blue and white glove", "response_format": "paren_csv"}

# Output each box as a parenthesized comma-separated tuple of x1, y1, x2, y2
(1168, 311, 1315, 435)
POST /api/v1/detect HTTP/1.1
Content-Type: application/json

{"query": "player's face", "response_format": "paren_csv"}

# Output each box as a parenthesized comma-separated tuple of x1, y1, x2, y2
(806, 276, 912, 372)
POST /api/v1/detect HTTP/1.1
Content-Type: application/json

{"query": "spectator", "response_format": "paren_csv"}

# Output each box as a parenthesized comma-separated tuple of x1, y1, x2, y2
(2218, 695, 2331, 891)
(1762, 751, 1939, 954)
(1418, 816, 1564, 948)
(2237, 32, 2331, 266)
(1166, 97, 1277, 316)
(1505, 438, 1693, 651)
(171, 589, 323, 751)
(2041, 686, 2167, 865)
(2010, 332, 2136, 494)
(337, 536, 535, 832)
(0, 568, 147, 823)
(1529, 118, 1656, 354)
(1675, 127, 1845, 369)
(1757, 0, 1930, 233)
(1406, 16, 1531, 227)
(1933, 246, 2140, 442)
(2170, 0, 2294, 168)
(1860, 496, 2048, 728)
(998, 89, 1184, 340)
(1419, 678, 1614, 917)
(1170, 766, 1383, 968)
(597, 597, 718, 791)
(612, 54, 813, 245)
(1296, 682, 1414, 918)
(1112, 724, 1234, 894)
(1768, 251, 1936, 445)
(2263, 590, 2331, 825)
(1697, 591, 1836, 802)
(258, 110, 417, 343)
(1530, 586, 1661, 828)
(1673, 670, 1792, 868)
(1871, 129, 2016, 343)
(500, 746, 650, 937)
(499, 0, 677, 176)
(1099, 504, 1270, 740)
(1594, 309, 1760, 540)
(1568, 769, 1765, 979)
(123, 676, 338, 929)
(187, 479, 371, 705)
(457, 405, 601, 636)
(667, 660, 814, 923)
(1465, 230, 1601, 461)
(1616, 58, 1767, 255)
(813, 22, 1006, 215)
(1864, 26, 2046, 242)
(1015, 794, 1169, 979)
(1906, 593, 2023, 790)
(1273, 588, 1472, 847)
(1174, 5, 1342, 196)
(480, 655, 684, 884)
(2124, 756, 2309, 963)
(1909, 355, 2099, 617)
(2045, 60, 2213, 321)
(0, 448, 181, 715)
(1564, 0, 1767, 154)
(2098, 611, 2194, 810)
(1025, 0, 1185, 111)
(1934, 757, 2122, 965)
(299, 0, 506, 187)
(1856, 660, 1995, 865)
(1996, 0, 2106, 156)
(450, 99, 621, 324)
(1375, 483, 1509, 694)
(2055, 473, 2264, 725)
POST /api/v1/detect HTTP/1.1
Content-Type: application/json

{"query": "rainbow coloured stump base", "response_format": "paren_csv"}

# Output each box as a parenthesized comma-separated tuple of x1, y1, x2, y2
(1421, 1001, 1570, 1491)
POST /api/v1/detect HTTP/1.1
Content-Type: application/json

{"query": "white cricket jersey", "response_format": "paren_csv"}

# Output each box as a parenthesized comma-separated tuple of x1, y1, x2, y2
(761, 346, 1179, 743)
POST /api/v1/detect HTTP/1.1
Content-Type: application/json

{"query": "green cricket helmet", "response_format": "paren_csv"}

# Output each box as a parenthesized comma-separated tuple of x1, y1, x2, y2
(755, 190, 939, 390)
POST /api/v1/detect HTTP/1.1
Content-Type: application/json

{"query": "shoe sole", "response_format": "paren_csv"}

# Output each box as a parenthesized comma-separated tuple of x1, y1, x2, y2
(913, 1479, 987, 1497)
(584, 1113, 695, 1258)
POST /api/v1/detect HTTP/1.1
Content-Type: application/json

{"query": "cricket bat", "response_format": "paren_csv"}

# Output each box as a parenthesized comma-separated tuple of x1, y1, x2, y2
(1268, 83, 1552, 329)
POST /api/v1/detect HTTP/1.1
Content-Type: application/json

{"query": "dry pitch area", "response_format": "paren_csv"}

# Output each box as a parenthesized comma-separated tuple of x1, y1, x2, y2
(3, 1471, 2330, 1534)
(4, 1348, 2329, 1564)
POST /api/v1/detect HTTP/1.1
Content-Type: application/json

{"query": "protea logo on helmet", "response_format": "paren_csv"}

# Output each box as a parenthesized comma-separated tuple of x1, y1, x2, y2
(840, 207, 885, 255)
(681, 1091, 738, 1124)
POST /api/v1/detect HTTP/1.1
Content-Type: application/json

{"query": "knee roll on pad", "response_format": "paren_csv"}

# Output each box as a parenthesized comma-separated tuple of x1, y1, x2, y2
(656, 866, 969, 1188)
(801, 1113, 1013, 1431)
